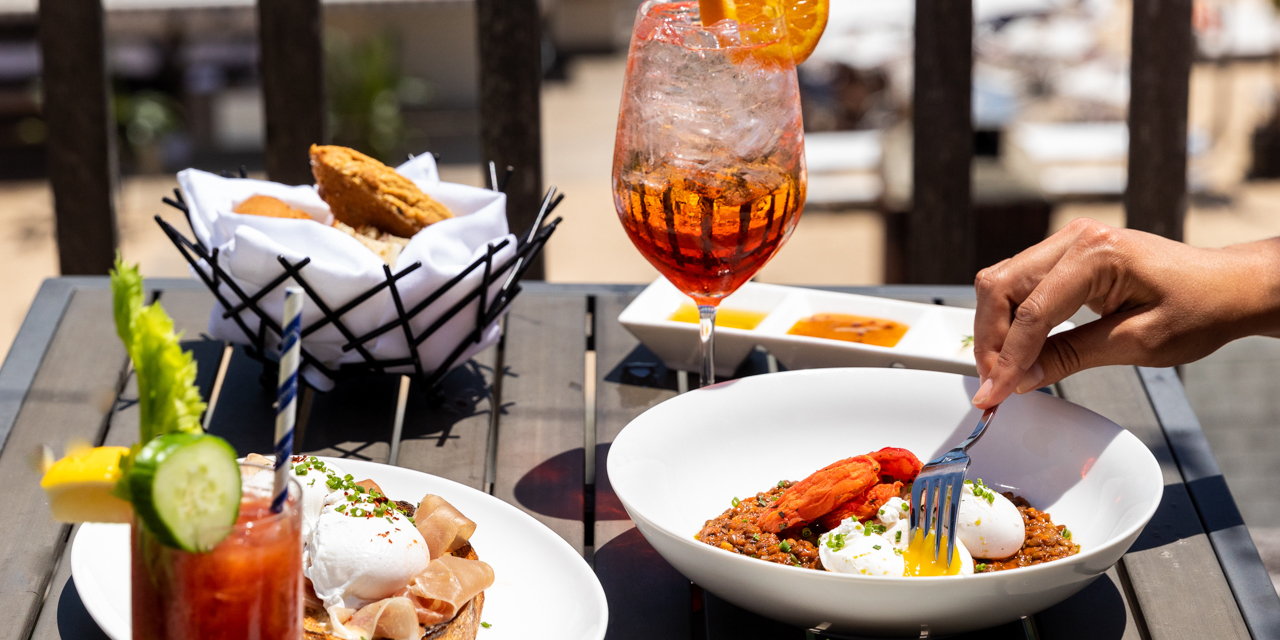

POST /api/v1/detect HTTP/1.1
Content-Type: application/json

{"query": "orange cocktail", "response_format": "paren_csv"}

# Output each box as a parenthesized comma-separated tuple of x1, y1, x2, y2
(613, 0, 806, 384)
(131, 467, 302, 640)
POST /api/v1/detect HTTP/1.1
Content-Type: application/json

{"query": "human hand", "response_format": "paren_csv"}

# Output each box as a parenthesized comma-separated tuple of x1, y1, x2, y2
(971, 218, 1280, 408)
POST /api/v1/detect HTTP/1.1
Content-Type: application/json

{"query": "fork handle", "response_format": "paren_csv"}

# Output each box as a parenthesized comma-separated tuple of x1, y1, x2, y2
(957, 405, 998, 452)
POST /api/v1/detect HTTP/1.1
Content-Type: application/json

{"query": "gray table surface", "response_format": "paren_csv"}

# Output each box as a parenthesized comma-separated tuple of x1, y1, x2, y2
(1, 278, 1277, 640)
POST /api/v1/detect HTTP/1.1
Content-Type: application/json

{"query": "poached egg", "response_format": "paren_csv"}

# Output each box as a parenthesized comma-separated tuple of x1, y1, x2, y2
(955, 479, 1024, 560)
(819, 496, 975, 577)
(305, 489, 430, 611)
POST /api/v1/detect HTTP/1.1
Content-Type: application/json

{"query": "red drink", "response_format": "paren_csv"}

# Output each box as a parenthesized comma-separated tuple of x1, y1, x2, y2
(615, 163, 803, 304)
(612, 1, 806, 307)
(131, 473, 302, 640)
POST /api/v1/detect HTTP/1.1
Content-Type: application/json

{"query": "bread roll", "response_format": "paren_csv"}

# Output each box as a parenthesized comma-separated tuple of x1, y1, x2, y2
(310, 145, 453, 238)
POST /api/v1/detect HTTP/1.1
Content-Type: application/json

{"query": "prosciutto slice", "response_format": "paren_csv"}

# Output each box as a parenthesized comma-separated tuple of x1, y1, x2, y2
(341, 597, 420, 640)
(402, 555, 495, 626)
(415, 495, 477, 560)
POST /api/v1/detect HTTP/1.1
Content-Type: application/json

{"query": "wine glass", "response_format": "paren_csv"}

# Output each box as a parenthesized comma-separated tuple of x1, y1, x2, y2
(612, 0, 806, 385)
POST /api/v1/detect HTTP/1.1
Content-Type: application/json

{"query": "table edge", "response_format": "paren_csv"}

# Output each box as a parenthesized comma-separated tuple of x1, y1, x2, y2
(1139, 366, 1280, 640)
(0, 278, 78, 455)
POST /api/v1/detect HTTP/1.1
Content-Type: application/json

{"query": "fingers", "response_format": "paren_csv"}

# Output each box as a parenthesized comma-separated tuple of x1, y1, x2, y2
(972, 220, 1106, 381)
(973, 240, 1118, 408)
(1032, 309, 1143, 388)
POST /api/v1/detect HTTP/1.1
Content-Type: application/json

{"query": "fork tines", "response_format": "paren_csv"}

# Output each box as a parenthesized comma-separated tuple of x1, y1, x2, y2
(911, 459, 969, 566)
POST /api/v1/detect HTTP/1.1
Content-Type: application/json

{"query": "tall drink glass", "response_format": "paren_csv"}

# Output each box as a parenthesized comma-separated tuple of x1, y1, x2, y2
(131, 463, 303, 640)
(613, 0, 806, 385)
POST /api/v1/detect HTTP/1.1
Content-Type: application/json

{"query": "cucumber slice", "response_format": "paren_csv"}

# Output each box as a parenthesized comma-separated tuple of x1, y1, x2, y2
(128, 433, 241, 552)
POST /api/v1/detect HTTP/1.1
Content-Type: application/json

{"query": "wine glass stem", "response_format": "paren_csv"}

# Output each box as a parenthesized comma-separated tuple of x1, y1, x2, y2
(699, 304, 717, 387)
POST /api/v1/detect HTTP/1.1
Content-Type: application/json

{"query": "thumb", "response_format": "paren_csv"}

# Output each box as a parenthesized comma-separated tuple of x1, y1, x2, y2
(1030, 310, 1143, 390)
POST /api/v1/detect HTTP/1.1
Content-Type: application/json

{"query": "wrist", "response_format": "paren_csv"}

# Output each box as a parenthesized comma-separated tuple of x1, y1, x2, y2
(1218, 238, 1280, 339)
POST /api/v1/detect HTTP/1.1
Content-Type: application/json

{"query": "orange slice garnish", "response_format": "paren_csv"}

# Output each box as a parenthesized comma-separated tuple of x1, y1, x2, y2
(728, 0, 829, 64)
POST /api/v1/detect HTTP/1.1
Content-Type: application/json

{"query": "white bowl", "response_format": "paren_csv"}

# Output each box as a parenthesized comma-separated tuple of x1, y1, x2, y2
(607, 368, 1162, 636)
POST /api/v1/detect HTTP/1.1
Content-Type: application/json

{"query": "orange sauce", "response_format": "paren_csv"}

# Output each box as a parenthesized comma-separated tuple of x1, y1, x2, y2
(669, 304, 768, 330)
(788, 313, 908, 347)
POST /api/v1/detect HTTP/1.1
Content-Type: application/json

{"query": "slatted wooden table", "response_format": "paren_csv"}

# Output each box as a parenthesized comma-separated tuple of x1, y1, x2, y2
(4, 279, 1279, 640)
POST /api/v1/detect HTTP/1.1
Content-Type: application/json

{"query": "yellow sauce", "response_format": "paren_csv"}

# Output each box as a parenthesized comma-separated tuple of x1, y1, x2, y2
(668, 304, 767, 330)
(787, 313, 909, 347)
(903, 529, 964, 576)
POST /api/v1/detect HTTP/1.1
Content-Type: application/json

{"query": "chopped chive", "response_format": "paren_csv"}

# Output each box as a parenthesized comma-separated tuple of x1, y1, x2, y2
(779, 540, 792, 553)
(731, 497, 740, 507)
(873, 545, 881, 550)
(481, 621, 492, 629)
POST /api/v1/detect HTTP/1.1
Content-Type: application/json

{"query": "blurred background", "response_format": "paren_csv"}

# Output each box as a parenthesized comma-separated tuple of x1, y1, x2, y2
(0, 0, 1278, 591)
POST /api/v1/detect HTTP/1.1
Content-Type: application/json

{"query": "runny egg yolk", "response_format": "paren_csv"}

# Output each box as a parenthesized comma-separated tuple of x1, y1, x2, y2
(904, 529, 964, 576)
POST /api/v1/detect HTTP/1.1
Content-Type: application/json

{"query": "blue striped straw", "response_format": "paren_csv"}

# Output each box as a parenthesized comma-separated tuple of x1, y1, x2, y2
(272, 287, 303, 513)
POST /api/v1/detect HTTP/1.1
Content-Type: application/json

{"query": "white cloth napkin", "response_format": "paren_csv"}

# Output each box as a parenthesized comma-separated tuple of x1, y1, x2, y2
(176, 153, 517, 390)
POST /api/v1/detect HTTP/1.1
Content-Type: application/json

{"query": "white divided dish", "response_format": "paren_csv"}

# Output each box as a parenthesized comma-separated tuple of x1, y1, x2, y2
(607, 368, 1163, 636)
(617, 278, 1073, 377)
(71, 458, 607, 640)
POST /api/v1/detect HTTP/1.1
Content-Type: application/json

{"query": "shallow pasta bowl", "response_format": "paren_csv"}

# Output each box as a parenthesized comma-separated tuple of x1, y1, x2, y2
(607, 368, 1162, 636)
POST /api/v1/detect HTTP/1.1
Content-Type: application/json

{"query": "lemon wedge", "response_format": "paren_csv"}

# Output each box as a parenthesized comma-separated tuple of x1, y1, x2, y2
(40, 446, 133, 523)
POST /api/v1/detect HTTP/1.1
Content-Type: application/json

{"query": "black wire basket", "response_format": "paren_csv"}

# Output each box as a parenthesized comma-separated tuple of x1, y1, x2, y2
(156, 164, 561, 394)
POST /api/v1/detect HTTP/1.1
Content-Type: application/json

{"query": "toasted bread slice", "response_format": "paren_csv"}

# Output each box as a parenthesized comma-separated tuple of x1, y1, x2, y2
(303, 543, 485, 640)
(310, 145, 453, 238)
(234, 194, 314, 220)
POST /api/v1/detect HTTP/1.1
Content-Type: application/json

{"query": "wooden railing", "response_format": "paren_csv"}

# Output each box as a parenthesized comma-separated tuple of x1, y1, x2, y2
(910, 0, 1193, 284)
(38, 0, 1192, 284)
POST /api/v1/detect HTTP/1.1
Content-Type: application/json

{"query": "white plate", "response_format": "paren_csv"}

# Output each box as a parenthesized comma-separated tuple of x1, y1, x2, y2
(608, 368, 1163, 636)
(617, 278, 1073, 377)
(71, 458, 608, 640)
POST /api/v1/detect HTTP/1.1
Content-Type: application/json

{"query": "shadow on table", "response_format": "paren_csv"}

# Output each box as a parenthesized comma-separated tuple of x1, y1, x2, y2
(1129, 483, 1213, 553)
(595, 527, 693, 640)
(400, 360, 493, 445)
(510, 442, 632, 522)
(603, 344, 682, 391)
(602, 343, 785, 392)
(1034, 570, 1133, 639)
(699, 570, 1131, 640)
(512, 446, 586, 521)
(58, 577, 111, 640)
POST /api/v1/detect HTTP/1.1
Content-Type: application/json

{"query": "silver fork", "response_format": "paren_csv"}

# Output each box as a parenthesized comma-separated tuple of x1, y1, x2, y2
(910, 404, 999, 566)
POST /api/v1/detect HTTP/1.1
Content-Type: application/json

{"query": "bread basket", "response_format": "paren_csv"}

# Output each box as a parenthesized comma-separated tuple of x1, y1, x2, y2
(156, 157, 560, 394)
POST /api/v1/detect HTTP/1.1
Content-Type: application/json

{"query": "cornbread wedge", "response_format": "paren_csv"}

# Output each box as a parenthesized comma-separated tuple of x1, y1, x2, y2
(310, 145, 453, 238)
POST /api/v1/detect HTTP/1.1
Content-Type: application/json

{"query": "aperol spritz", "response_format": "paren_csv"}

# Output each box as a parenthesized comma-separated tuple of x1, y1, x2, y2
(613, 0, 807, 385)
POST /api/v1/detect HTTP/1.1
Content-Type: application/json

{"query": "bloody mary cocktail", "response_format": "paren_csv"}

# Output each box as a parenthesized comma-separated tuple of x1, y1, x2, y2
(131, 465, 302, 640)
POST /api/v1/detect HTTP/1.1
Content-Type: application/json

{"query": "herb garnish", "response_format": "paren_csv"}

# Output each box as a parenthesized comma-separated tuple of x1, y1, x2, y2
(965, 478, 996, 504)
(825, 533, 847, 552)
